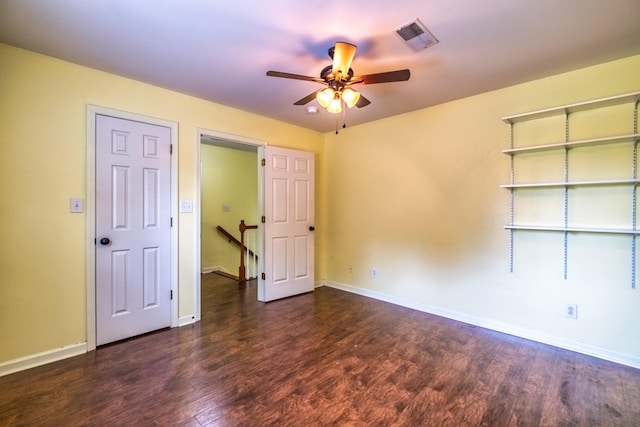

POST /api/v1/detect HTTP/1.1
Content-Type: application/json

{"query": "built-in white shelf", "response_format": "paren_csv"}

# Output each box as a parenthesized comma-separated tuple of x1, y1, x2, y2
(502, 133, 640, 155)
(501, 178, 640, 189)
(502, 91, 640, 287)
(502, 91, 640, 124)
(505, 225, 640, 235)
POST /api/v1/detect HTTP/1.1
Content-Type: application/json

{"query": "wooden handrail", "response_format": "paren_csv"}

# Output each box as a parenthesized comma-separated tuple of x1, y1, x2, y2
(216, 222, 259, 283)
(216, 225, 257, 259)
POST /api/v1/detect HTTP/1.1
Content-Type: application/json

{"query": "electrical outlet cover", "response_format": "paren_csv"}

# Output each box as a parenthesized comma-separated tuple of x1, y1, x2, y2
(565, 303, 578, 319)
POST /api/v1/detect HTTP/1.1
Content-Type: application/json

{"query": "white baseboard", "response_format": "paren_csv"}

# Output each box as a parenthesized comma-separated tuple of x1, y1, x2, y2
(324, 280, 640, 370)
(178, 315, 197, 327)
(0, 342, 87, 377)
(2, 313, 198, 377)
(8, 281, 635, 377)
(201, 265, 231, 275)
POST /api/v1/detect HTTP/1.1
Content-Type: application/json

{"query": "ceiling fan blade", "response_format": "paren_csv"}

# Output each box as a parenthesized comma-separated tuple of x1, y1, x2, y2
(332, 42, 357, 80)
(352, 69, 411, 85)
(355, 94, 371, 108)
(294, 90, 320, 106)
(266, 70, 322, 83)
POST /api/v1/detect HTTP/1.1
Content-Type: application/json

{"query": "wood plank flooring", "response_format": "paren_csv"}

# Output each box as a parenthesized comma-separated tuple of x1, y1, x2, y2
(1, 273, 640, 426)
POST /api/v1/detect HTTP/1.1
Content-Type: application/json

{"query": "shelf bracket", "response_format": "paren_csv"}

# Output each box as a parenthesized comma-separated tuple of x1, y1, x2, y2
(632, 101, 639, 289)
(563, 111, 570, 280)
(509, 122, 515, 273)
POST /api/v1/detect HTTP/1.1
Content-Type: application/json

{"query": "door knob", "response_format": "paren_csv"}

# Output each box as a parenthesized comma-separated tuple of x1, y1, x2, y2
(100, 237, 110, 245)
(309, 226, 315, 231)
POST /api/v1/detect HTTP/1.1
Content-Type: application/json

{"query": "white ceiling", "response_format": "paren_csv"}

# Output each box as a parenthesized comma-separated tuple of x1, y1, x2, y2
(2, 0, 640, 133)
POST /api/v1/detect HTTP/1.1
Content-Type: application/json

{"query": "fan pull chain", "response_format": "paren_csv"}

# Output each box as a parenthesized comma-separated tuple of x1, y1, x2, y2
(334, 100, 348, 134)
(342, 103, 347, 130)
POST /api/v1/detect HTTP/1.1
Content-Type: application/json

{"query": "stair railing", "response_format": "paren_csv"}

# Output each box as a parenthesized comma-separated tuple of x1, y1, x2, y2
(239, 220, 258, 282)
(215, 222, 259, 283)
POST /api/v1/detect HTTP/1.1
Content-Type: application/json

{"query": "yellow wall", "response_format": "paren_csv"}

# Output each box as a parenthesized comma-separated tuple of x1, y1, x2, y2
(2, 39, 640, 368)
(0, 43, 323, 362)
(323, 54, 640, 364)
(201, 145, 258, 274)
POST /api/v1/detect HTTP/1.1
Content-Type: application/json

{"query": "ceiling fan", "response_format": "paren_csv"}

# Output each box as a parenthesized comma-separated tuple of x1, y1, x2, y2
(266, 42, 410, 114)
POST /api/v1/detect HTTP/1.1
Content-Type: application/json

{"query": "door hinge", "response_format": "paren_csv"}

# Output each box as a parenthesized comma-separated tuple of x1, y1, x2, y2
(171, 217, 173, 227)
(170, 144, 173, 155)
(261, 215, 265, 223)
(261, 272, 266, 280)
(261, 158, 266, 166)
(170, 290, 173, 300)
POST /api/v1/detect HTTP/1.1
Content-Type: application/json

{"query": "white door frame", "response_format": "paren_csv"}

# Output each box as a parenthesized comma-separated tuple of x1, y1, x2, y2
(196, 128, 266, 319)
(86, 105, 179, 351)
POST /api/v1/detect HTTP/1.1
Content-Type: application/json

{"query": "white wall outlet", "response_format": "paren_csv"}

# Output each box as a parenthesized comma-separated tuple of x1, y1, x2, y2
(70, 197, 84, 213)
(180, 200, 193, 213)
(371, 267, 378, 278)
(565, 303, 578, 319)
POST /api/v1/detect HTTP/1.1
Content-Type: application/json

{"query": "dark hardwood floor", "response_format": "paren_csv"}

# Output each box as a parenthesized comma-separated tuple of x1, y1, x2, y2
(1, 273, 640, 426)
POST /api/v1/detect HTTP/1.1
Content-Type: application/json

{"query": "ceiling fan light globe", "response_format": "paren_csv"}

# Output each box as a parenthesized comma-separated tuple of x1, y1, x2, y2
(327, 97, 342, 114)
(342, 88, 360, 108)
(316, 88, 334, 108)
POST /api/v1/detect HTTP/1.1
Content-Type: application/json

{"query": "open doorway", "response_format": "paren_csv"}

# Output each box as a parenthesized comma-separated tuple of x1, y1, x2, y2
(196, 130, 265, 320)
(201, 137, 259, 277)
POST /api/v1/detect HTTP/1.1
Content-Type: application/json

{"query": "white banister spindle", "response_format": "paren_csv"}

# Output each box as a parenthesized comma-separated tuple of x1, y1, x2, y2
(239, 220, 259, 282)
(246, 229, 252, 278)
(247, 228, 256, 279)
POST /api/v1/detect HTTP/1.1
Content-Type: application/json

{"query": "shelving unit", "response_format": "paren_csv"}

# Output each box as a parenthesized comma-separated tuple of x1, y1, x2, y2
(502, 91, 640, 287)
(502, 178, 640, 189)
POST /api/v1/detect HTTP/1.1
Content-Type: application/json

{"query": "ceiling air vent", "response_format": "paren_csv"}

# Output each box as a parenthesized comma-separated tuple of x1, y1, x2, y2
(395, 19, 438, 52)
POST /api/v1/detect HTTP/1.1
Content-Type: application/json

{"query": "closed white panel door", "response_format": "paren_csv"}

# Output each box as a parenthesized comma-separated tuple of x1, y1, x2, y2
(96, 114, 172, 345)
(261, 146, 314, 302)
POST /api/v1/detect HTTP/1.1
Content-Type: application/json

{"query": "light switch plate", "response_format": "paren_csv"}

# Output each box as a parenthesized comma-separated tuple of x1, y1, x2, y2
(180, 200, 193, 213)
(70, 197, 84, 213)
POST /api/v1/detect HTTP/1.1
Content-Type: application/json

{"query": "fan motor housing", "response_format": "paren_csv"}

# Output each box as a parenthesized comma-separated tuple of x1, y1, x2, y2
(321, 65, 354, 82)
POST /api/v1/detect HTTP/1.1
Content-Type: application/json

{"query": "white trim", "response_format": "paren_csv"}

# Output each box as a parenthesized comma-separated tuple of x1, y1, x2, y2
(324, 280, 640, 370)
(0, 343, 87, 377)
(201, 265, 233, 275)
(86, 105, 179, 351)
(196, 128, 267, 316)
(257, 146, 266, 301)
(199, 129, 269, 149)
(178, 315, 197, 327)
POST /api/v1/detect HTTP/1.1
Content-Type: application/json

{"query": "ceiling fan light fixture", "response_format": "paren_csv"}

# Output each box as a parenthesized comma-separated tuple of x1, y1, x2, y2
(316, 88, 335, 108)
(327, 97, 342, 114)
(342, 87, 360, 108)
(267, 39, 411, 116)
(332, 42, 357, 79)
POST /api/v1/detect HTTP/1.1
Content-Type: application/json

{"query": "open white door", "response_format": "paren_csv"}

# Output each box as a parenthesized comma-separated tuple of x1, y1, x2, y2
(95, 114, 172, 345)
(259, 146, 315, 302)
